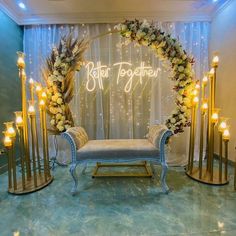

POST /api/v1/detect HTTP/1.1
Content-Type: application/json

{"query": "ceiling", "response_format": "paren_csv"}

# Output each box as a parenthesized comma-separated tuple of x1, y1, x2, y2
(0, 0, 232, 25)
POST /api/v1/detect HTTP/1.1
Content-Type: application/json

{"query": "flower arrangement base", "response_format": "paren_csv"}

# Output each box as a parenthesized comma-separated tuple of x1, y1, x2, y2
(186, 167, 229, 186)
(8, 175, 53, 195)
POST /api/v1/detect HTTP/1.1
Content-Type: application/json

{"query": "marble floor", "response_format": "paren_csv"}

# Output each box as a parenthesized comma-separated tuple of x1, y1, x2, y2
(0, 163, 236, 236)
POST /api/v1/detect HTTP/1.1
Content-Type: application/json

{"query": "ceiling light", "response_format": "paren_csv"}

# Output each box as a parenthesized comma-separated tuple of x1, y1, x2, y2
(213, 0, 218, 2)
(18, 2, 26, 9)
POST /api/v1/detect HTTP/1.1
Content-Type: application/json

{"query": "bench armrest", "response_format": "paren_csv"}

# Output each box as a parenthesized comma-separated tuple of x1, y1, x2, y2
(61, 127, 89, 163)
(147, 125, 173, 162)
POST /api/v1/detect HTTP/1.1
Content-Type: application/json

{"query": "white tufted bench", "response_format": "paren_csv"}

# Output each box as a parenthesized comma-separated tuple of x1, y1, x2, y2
(61, 124, 173, 195)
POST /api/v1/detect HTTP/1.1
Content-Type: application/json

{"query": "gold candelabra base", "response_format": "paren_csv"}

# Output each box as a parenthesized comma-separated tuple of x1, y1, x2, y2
(186, 167, 229, 186)
(8, 174, 53, 195)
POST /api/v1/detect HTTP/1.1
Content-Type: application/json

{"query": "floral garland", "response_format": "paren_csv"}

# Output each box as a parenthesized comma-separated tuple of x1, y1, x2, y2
(43, 36, 88, 133)
(115, 19, 195, 134)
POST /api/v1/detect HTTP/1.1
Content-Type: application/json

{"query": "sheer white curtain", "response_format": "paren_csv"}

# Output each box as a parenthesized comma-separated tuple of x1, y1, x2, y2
(24, 22, 210, 165)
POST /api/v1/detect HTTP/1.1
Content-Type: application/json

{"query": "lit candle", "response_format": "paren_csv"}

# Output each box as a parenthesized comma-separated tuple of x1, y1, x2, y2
(218, 118, 228, 133)
(209, 68, 215, 77)
(4, 135, 12, 147)
(4, 122, 16, 138)
(14, 111, 23, 127)
(223, 129, 230, 141)
(191, 89, 198, 97)
(35, 84, 42, 98)
(211, 110, 219, 124)
(28, 101, 36, 115)
(195, 81, 200, 91)
(192, 96, 199, 106)
(212, 52, 219, 68)
(202, 74, 208, 86)
(41, 91, 47, 100)
(39, 99, 45, 107)
(29, 78, 34, 101)
(17, 52, 25, 69)
(201, 100, 208, 113)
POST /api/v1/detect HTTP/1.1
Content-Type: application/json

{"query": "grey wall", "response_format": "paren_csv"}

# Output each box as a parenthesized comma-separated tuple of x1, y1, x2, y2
(0, 10, 23, 173)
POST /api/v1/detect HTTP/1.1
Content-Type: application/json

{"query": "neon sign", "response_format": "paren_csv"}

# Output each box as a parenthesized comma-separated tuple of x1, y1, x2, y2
(84, 61, 161, 93)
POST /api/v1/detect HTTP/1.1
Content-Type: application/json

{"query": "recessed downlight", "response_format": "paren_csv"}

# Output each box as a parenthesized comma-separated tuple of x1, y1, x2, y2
(18, 2, 26, 10)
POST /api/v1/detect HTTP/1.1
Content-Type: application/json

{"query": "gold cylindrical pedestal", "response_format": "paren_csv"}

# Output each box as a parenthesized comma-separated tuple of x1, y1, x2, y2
(8, 175, 53, 195)
(186, 167, 229, 185)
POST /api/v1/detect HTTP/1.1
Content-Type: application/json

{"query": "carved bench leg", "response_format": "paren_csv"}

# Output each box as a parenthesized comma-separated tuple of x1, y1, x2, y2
(70, 163, 78, 195)
(161, 162, 170, 194)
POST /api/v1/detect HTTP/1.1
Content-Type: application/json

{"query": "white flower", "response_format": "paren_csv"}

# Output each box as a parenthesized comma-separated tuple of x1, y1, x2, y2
(142, 40, 149, 46)
(56, 113, 62, 120)
(177, 95, 183, 102)
(157, 48, 164, 55)
(150, 34, 156, 40)
(55, 92, 62, 97)
(181, 106, 187, 112)
(171, 118, 176, 124)
(49, 107, 57, 114)
(121, 24, 127, 31)
(60, 53, 65, 58)
(52, 95, 58, 102)
(58, 120, 64, 126)
(61, 115, 66, 121)
(114, 24, 121, 31)
(179, 114, 184, 120)
(178, 66, 184, 72)
(57, 75, 64, 82)
(57, 97, 63, 105)
(61, 70, 67, 75)
(125, 31, 132, 37)
(53, 70, 59, 76)
(141, 19, 150, 29)
(57, 125, 64, 132)
(50, 119, 55, 126)
(136, 30, 145, 39)
(54, 58, 61, 67)
(65, 124, 71, 130)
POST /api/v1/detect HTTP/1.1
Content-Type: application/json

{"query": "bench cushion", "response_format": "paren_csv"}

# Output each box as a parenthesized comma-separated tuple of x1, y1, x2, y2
(77, 139, 159, 161)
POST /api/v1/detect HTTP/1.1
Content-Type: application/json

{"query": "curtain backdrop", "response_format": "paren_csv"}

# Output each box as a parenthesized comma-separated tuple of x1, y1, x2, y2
(24, 22, 210, 165)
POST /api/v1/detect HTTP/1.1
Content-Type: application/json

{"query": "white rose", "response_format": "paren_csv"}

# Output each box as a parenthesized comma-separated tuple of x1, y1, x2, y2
(121, 24, 127, 31)
(57, 107, 63, 113)
(50, 119, 55, 126)
(181, 106, 187, 112)
(56, 113, 62, 120)
(57, 98, 63, 105)
(65, 124, 71, 130)
(171, 118, 176, 124)
(51, 95, 58, 102)
(125, 31, 131, 37)
(61, 116, 66, 121)
(57, 125, 64, 132)
(58, 120, 64, 126)
(57, 75, 64, 82)
(177, 95, 183, 102)
(178, 66, 184, 72)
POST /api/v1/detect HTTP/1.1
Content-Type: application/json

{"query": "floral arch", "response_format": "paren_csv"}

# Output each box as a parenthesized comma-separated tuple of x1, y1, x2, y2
(44, 19, 195, 135)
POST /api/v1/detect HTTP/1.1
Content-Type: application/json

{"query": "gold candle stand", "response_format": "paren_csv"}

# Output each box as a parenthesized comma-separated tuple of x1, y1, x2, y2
(186, 53, 230, 186)
(2, 52, 53, 195)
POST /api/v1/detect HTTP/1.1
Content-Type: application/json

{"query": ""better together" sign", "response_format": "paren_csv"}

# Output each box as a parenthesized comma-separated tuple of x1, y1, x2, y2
(83, 61, 161, 93)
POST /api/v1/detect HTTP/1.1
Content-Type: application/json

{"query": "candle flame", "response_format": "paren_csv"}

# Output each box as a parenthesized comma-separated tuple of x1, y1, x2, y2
(4, 136, 12, 147)
(29, 78, 34, 84)
(223, 129, 230, 140)
(28, 105, 35, 114)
